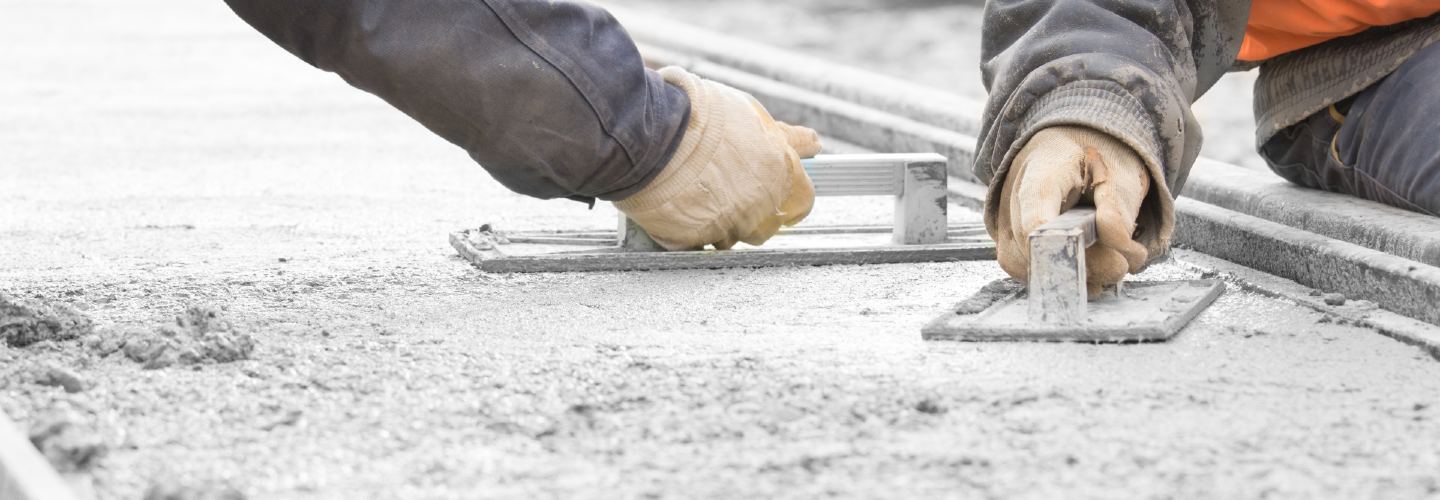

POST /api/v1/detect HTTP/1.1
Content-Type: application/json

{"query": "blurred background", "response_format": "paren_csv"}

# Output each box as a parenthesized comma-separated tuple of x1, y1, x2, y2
(609, 0, 1268, 171)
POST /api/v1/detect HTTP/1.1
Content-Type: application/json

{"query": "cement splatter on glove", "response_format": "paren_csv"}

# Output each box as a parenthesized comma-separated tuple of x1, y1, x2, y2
(614, 66, 820, 250)
(991, 126, 1161, 297)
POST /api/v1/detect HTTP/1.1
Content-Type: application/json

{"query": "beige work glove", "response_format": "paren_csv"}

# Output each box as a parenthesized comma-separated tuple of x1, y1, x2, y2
(990, 126, 1168, 297)
(614, 66, 820, 250)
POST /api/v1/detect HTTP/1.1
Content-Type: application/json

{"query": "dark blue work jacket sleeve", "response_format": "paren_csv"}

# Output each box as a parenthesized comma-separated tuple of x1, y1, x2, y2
(224, 0, 691, 203)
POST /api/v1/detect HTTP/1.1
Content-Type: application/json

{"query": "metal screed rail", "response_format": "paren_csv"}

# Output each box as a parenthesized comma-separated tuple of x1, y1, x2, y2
(450, 153, 996, 273)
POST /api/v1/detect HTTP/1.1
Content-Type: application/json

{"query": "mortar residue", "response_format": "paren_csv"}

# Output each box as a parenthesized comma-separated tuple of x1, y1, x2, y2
(951, 278, 1023, 315)
(93, 306, 256, 369)
(1, 292, 94, 347)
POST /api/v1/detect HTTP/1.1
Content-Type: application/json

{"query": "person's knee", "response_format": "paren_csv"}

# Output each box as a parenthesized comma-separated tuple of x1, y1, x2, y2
(1338, 42, 1440, 214)
(1259, 113, 1341, 191)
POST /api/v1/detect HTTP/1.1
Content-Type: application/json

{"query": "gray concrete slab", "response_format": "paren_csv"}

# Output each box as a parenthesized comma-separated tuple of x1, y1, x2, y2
(5, 1, 1440, 499)
(1185, 159, 1440, 267)
(1174, 199, 1440, 326)
(1172, 249, 1440, 359)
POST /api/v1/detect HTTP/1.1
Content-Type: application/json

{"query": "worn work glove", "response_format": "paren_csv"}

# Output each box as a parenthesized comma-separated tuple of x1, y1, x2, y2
(614, 66, 820, 250)
(991, 126, 1162, 297)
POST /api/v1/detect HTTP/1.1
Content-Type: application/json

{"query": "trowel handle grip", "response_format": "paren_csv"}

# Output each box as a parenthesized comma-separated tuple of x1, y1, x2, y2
(1029, 208, 1097, 249)
(1026, 207, 1097, 324)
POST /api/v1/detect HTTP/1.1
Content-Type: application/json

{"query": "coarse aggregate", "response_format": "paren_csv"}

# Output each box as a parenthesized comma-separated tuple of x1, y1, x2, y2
(3, 1, 1440, 499)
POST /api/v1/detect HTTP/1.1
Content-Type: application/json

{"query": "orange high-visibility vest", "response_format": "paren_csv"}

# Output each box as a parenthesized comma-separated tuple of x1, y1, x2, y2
(1239, 0, 1440, 61)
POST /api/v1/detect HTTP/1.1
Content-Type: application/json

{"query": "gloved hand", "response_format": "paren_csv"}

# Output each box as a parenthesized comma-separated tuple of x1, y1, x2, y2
(614, 66, 820, 250)
(991, 126, 1159, 297)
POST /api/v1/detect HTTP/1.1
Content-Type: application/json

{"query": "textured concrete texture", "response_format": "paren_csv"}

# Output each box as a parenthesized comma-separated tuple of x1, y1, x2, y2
(1174, 199, 1440, 326)
(5, 1, 1440, 499)
(1184, 159, 1440, 267)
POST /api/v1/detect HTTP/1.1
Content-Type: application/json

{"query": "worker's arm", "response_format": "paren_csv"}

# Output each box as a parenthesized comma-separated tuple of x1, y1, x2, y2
(224, 0, 818, 250)
(975, 0, 1250, 294)
(223, 0, 684, 203)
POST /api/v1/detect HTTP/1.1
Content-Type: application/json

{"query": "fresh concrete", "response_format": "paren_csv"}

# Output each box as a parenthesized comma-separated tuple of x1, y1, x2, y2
(1172, 249, 1440, 359)
(1174, 199, 1440, 325)
(6, 1, 1440, 499)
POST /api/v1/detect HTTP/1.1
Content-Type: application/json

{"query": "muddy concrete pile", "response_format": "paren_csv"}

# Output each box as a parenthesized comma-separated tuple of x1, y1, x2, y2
(2, 292, 257, 370)
(2, 297, 259, 498)
(88, 306, 256, 369)
(1, 292, 95, 347)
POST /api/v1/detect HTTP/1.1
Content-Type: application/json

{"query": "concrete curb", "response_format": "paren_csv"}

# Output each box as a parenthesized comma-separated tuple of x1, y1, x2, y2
(0, 411, 77, 500)
(617, 11, 1440, 269)
(1185, 159, 1440, 267)
(1173, 199, 1440, 326)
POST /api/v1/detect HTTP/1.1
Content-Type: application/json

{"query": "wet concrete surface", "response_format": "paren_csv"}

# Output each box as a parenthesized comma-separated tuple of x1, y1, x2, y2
(4, 1, 1440, 498)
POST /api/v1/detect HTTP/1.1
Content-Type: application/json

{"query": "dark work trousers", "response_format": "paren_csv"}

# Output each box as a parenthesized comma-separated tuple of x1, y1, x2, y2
(1260, 41, 1440, 216)
(223, 0, 690, 205)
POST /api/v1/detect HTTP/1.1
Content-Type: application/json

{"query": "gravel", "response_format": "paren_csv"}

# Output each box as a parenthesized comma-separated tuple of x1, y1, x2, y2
(2, 292, 95, 348)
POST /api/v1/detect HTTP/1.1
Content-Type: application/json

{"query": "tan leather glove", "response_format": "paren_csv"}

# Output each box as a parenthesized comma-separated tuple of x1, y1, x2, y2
(614, 66, 820, 250)
(991, 126, 1163, 297)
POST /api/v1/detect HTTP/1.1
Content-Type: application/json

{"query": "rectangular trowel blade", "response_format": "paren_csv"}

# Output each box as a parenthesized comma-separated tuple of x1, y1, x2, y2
(922, 207, 1223, 343)
(922, 278, 1225, 343)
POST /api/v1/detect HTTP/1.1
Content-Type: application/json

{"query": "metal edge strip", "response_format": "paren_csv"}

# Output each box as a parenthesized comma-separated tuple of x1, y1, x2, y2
(0, 411, 77, 500)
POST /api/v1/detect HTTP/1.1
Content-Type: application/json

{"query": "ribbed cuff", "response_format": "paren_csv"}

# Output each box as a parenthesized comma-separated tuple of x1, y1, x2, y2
(1016, 81, 1164, 171)
(986, 80, 1177, 259)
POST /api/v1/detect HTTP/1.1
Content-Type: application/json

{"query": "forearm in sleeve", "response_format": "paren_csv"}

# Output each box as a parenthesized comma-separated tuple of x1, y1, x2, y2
(974, 0, 1249, 198)
(223, 0, 690, 203)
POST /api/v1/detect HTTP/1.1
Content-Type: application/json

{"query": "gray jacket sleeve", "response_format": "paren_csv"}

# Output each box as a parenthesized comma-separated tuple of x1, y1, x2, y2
(975, 0, 1250, 208)
(223, 0, 690, 204)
